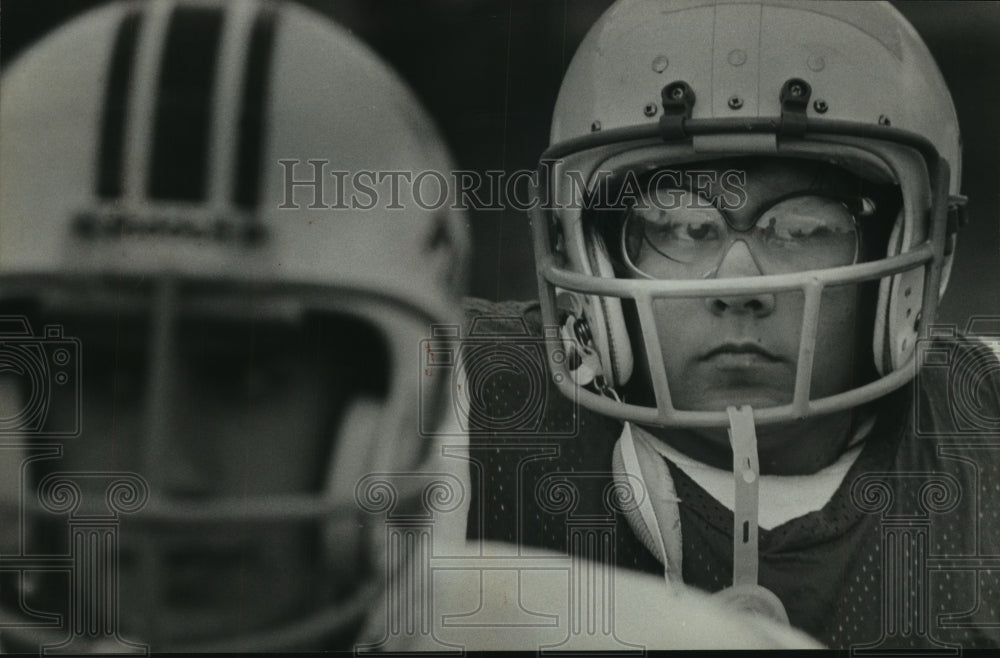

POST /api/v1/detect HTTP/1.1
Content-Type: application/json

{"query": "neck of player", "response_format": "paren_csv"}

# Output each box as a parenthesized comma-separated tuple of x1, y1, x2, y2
(640, 409, 857, 476)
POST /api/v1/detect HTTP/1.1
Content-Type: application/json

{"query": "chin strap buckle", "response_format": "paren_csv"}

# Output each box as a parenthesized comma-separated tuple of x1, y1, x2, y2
(556, 294, 621, 401)
(557, 313, 620, 401)
(558, 313, 602, 387)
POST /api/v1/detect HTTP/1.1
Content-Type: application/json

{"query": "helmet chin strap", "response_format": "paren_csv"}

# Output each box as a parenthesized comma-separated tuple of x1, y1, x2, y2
(615, 409, 790, 624)
(727, 405, 760, 588)
(566, 304, 790, 624)
(715, 405, 789, 625)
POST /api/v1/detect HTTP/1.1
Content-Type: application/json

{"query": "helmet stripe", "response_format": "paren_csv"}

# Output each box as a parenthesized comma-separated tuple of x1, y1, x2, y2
(96, 9, 143, 199)
(147, 6, 225, 202)
(234, 5, 278, 211)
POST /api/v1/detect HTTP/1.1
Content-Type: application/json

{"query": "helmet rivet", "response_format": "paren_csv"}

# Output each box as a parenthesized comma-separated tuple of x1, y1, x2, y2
(790, 84, 804, 98)
(727, 49, 747, 67)
(878, 114, 891, 126)
(591, 120, 602, 132)
(670, 84, 685, 100)
(807, 54, 826, 72)
(652, 55, 669, 73)
(643, 102, 658, 117)
(728, 95, 743, 110)
(813, 99, 828, 113)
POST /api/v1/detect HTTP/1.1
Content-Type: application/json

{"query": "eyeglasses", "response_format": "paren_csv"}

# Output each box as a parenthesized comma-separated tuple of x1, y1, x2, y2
(621, 188, 863, 279)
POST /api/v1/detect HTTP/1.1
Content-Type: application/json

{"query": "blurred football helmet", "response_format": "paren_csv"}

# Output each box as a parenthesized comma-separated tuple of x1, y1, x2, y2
(531, 0, 966, 428)
(0, 0, 468, 651)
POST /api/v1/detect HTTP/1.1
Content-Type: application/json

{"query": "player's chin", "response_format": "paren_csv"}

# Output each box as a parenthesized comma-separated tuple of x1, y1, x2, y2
(694, 387, 792, 411)
(675, 367, 794, 411)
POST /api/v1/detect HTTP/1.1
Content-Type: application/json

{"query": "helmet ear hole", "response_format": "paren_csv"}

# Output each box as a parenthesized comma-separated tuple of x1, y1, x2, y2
(888, 270, 924, 372)
(873, 212, 902, 376)
(873, 207, 925, 375)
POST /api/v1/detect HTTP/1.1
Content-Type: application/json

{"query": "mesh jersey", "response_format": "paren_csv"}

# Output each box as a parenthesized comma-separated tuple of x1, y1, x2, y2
(463, 298, 1000, 650)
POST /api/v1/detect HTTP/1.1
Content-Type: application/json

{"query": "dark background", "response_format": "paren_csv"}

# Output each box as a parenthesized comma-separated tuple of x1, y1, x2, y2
(2, 0, 997, 329)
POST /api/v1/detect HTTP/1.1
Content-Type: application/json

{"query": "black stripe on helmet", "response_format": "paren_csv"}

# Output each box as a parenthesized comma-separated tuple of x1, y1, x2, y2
(96, 9, 143, 199)
(234, 6, 278, 210)
(148, 6, 224, 202)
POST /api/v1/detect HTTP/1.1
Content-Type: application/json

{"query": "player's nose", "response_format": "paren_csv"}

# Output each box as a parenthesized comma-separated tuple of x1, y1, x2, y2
(705, 240, 775, 317)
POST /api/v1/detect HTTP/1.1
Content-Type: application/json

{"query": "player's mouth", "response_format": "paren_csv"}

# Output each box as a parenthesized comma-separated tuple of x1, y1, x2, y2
(699, 342, 783, 364)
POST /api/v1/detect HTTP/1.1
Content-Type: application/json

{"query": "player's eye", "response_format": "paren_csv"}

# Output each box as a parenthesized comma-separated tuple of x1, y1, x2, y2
(685, 221, 721, 241)
(751, 194, 859, 270)
(755, 196, 856, 243)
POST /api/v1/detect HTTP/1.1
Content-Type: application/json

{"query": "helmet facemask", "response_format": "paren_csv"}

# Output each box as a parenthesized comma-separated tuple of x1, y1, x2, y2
(534, 133, 953, 430)
(0, 276, 445, 651)
(586, 156, 902, 418)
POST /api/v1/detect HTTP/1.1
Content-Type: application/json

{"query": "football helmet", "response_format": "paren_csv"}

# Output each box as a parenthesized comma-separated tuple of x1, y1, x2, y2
(531, 0, 966, 428)
(0, 0, 468, 651)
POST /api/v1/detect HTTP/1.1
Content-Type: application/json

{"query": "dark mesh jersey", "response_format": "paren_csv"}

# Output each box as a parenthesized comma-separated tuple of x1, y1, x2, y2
(463, 298, 1000, 650)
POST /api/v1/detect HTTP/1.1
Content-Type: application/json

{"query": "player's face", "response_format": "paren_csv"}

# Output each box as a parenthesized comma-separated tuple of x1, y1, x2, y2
(632, 160, 862, 412)
(7, 306, 356, 646)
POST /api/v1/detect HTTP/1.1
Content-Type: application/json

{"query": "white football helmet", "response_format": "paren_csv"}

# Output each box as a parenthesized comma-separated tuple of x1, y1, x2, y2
(531, 0, 966, 428)
(0, 0, 468, 651)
